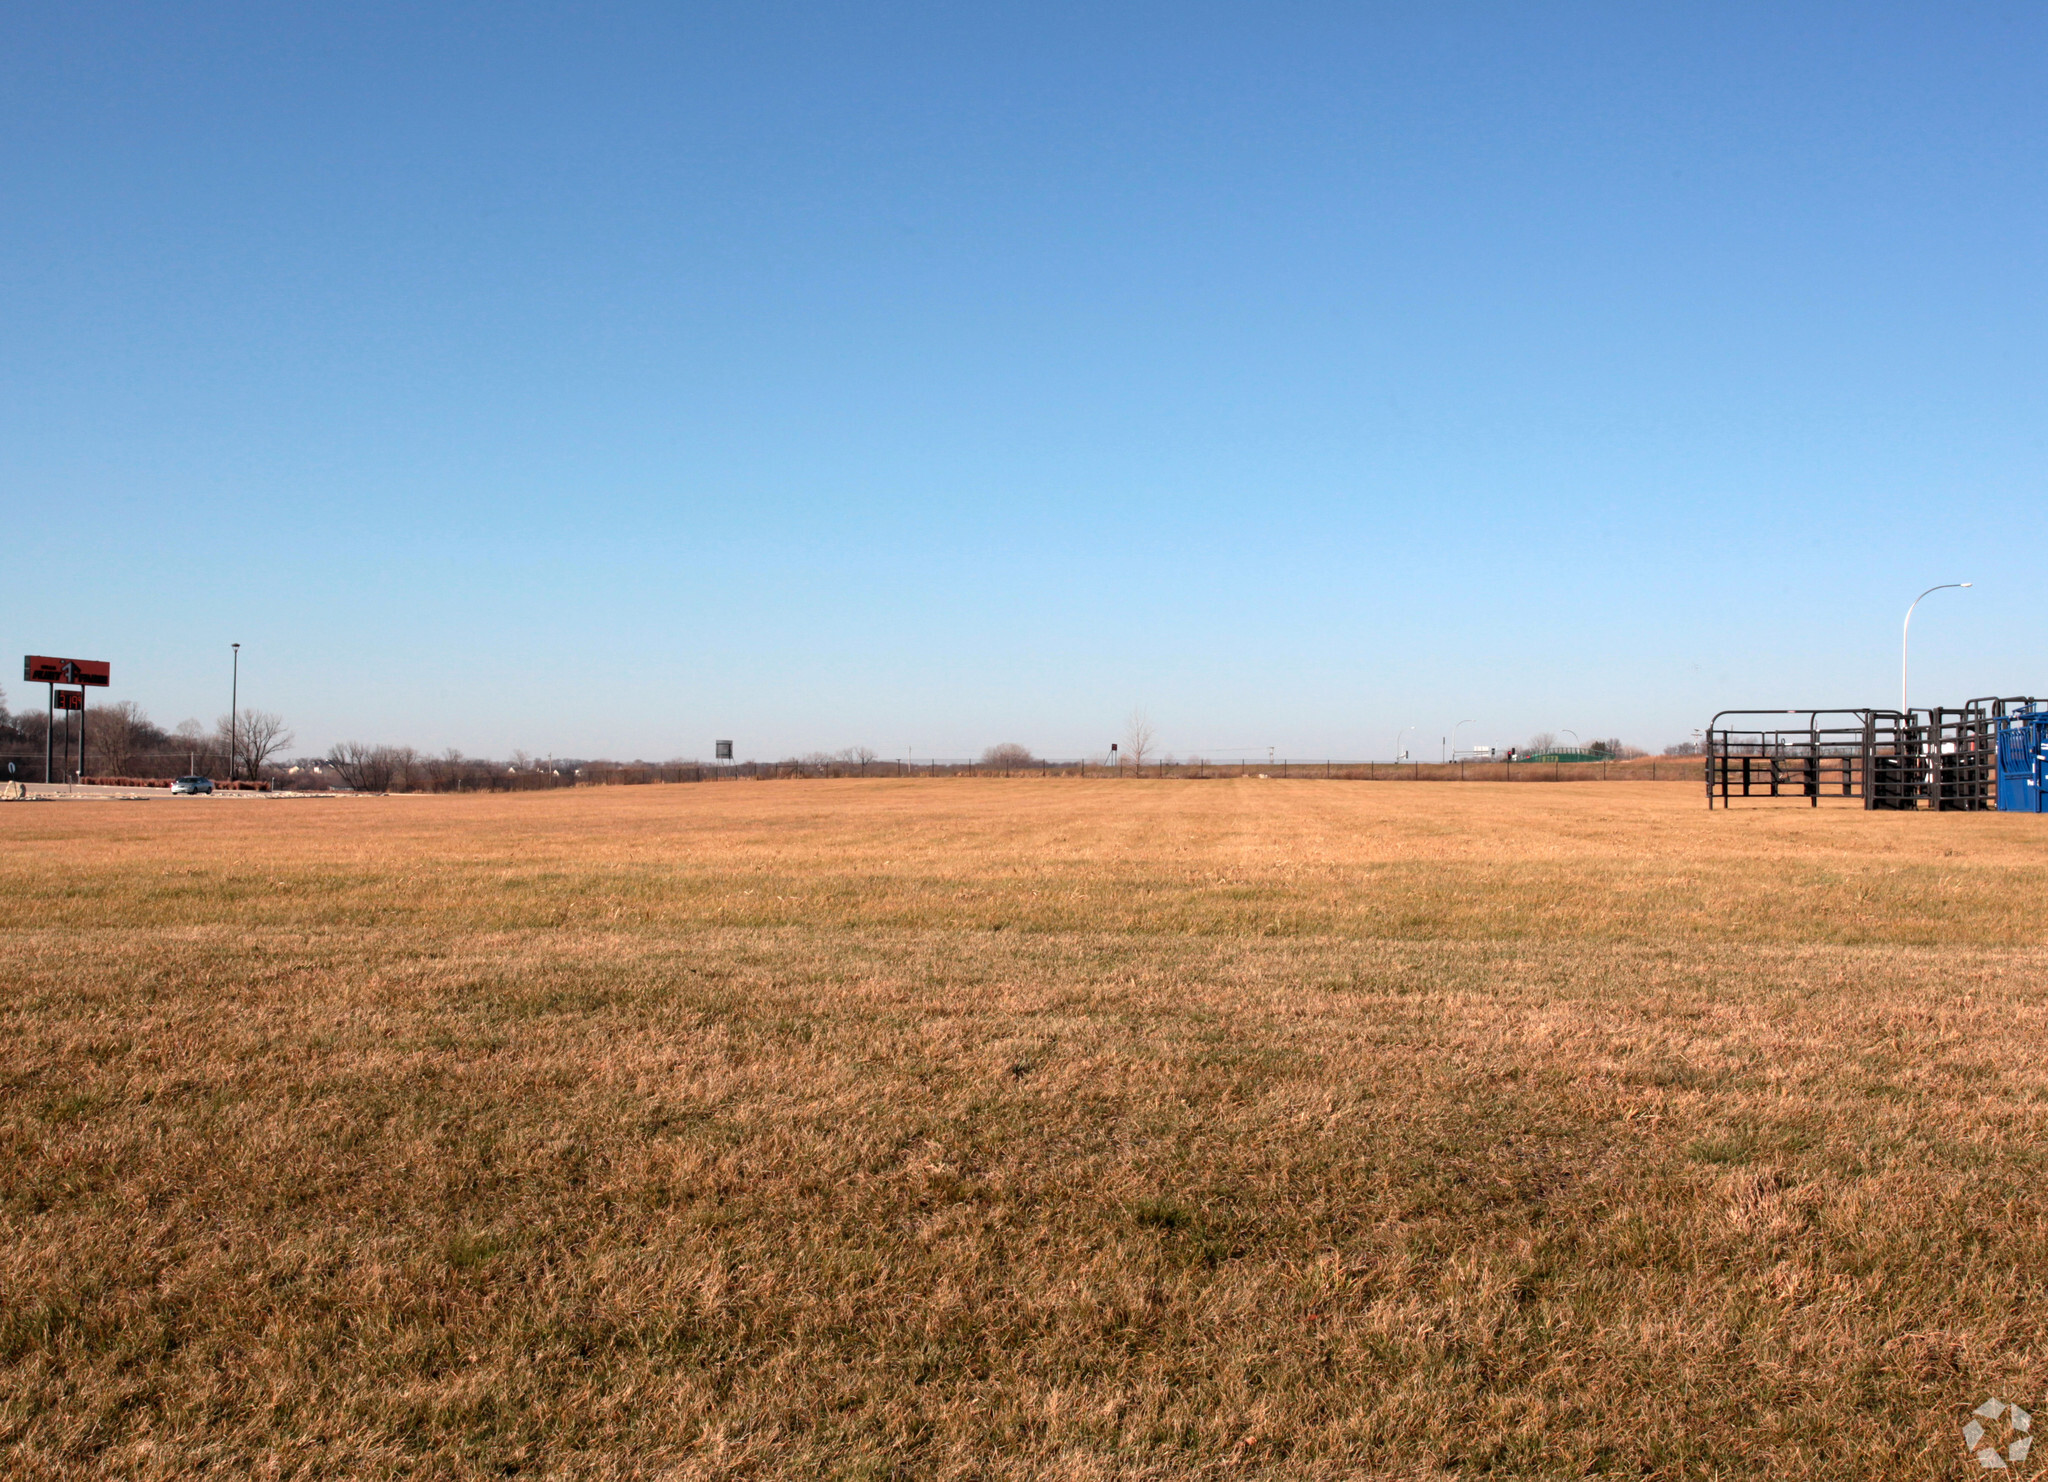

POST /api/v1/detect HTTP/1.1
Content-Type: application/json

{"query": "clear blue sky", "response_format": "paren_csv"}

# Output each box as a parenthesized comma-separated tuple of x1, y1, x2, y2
(3, 4, 2042, 761)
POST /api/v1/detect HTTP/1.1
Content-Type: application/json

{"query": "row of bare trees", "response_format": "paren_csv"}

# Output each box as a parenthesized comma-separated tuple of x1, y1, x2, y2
(1523, 732, 1646, 759)
(0, 680, 1665, 786)
(322, 744, 563, 792)
(323, 742, 413, 793)
(0, 686, 292, 778)
(792, 746, 879, 769)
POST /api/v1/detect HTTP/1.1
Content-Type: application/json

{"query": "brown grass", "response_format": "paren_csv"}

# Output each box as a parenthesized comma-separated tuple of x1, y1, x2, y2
(4, 780, 2048, 1478)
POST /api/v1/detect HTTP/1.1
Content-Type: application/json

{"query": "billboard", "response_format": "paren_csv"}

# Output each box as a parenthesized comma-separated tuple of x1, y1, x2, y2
(24, 656, 110, 686)
(53, 689, 84, 712)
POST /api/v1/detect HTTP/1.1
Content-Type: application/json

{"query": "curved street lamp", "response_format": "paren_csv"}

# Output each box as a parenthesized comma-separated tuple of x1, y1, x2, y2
(1451, 718, 1476, 761)
(1903, 583, 1971, 714)
(1396, 725, 1418, 763)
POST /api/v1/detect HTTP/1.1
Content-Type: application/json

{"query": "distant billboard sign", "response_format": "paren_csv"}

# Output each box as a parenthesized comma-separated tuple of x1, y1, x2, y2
(53, 689, 84, 711)
(24, 656, 110, 686)
(715, 740, 734, 760)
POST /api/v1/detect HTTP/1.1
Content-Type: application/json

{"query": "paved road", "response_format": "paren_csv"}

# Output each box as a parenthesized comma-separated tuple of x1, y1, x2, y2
(9, 783, 343, 801)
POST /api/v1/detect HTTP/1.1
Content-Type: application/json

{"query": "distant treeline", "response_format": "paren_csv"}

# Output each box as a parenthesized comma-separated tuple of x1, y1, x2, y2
(320, 744, 585, 793)
(0, 685, 290, 781)
(1, 687, 1690, 791)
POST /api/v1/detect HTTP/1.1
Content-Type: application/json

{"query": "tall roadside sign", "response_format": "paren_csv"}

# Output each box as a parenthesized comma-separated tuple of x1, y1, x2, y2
(23, 656, 111, 785)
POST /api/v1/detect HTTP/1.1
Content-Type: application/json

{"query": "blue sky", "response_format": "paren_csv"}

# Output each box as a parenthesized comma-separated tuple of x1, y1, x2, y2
(3, 3, 2042, 761)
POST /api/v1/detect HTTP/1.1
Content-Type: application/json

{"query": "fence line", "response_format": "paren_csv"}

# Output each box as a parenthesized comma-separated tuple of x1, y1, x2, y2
(0, 747, 1703, 791)
(573, 757, 1703, 785)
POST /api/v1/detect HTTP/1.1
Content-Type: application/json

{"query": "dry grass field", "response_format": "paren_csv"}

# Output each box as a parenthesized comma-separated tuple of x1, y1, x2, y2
(5, 779, 2048, 1479)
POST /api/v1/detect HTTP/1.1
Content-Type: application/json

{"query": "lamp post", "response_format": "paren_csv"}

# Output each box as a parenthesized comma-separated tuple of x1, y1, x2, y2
(1562, 730, 1578, 754)
(1396, 725, 1417, 763)
(1902, 583, 1971, 714)
(1451, 718, 1475, 762)
(229, 643, 240, 782)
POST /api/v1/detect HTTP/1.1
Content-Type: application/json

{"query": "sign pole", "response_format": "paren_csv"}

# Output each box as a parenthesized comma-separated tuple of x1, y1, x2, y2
(79, 689, 86, 783)
(45, 682, 52, 785)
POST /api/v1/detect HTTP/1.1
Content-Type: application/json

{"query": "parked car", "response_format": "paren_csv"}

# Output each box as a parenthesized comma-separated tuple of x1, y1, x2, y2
(170, 776, 214, 795)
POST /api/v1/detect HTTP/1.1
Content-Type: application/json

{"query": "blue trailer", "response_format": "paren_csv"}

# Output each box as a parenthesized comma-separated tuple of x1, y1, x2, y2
(1997, 706, 2048, 813)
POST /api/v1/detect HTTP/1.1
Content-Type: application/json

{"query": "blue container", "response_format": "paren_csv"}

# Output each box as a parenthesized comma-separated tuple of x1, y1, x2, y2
(1997, 708, 2048, 812)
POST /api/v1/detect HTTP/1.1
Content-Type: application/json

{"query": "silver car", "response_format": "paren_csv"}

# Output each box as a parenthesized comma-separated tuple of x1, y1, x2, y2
(169, 776, 214, 795)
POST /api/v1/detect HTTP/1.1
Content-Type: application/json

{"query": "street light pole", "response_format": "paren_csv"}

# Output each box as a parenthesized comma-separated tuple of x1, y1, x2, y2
(229, 643, 240, 781)
(1451, 718, 1476, 761)
(1902, 583, 1971, 714)
(1396, 725, 1418, 762)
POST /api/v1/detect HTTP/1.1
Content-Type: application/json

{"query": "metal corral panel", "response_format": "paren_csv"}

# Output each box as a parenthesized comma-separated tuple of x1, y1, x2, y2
(1706, 700, 2036, 811)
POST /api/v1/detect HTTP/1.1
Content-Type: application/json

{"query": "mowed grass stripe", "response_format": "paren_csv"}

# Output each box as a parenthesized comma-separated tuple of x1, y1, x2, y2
(7, 781, 2048, 946)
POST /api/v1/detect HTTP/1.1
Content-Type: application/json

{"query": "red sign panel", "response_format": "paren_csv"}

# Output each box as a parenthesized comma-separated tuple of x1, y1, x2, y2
(53, 689, 83, 712)
(23, 655, 110, 686)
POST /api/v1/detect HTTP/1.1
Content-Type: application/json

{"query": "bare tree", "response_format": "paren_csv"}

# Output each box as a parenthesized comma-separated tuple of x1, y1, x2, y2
(218, 710, 293, 778)
(980, 742, 1037, 771)
(239, 716, 292, 781)
(1526, 731, 1558, 756)
(326, 742, 425, 792)
(389, 746, 421, 792)
(1124, 709, 1156, 769)
(89, 701, 160, 776)
(172, 719, 220, 776)
(826, 745, 879, 775)
(7, 697, 48, 747)
(325, 742, 393, 792)
(424, 748, 501, 791)
(429, 748, 462, 790)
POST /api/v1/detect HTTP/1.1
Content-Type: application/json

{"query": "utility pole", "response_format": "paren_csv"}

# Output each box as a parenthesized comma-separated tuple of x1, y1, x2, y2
(229, 642, 240, 781)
